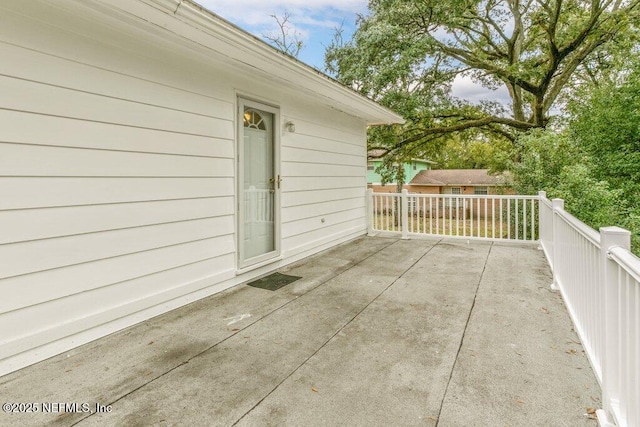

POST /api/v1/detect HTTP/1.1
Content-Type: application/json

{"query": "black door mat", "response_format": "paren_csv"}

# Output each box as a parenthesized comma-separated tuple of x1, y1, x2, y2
(248, 272, 302, 291)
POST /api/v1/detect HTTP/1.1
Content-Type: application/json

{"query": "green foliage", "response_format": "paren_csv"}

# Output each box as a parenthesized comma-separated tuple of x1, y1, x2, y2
(374, 157, 406, 190)
(329, 0, 640, 252)
(554, 164, 640, 255)
(510, 127, 639, 254)
(431, 134, 513, 171)
(509, 57, 640, 254)
(368, 125, 408, 189)
(325, 0, 640, 163)
(509, 130, 580, 195)
(568, 60, 640, 201)
(553, 164, 627, 229)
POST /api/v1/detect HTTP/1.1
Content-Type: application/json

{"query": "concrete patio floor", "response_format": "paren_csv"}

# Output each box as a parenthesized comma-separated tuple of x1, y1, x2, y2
(0, 236, 600, 426)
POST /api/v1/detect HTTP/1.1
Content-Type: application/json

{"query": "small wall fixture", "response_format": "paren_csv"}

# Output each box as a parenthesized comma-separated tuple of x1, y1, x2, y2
(285, 121, 296, 133)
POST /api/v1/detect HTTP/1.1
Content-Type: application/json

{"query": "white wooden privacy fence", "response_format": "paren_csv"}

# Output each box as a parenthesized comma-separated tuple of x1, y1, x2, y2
(366, 189, 539, 241)
(367, 189, 639, 427)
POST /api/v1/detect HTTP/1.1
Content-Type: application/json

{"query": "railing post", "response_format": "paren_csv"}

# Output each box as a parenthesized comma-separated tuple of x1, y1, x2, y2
(537, 191, 546, 250)
(401, 189, 409, 240)
(550, 198, 564, 291)
(366, 188, 374, 237)
(597, 226, 631, 427)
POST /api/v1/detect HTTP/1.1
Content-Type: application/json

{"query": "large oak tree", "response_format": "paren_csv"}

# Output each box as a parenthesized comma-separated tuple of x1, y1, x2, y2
(326, 0, 639, 157)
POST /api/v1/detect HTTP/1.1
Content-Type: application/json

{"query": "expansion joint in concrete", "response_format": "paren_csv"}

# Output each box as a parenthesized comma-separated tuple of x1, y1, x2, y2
(435, 242, 493, 427)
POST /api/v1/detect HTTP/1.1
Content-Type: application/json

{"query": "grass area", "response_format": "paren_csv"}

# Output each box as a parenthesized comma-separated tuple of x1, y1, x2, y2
(372, 213, 536, 240)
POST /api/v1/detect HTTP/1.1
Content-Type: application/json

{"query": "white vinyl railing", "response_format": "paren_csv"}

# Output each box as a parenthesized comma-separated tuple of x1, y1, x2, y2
(600, 243, 640, 427)
(538, 192, 639, 427)
(366, 188, 639, 427)
(549, 196, 605, 380)
(366, 189, 539, 242)
(601, 246, 640, 427)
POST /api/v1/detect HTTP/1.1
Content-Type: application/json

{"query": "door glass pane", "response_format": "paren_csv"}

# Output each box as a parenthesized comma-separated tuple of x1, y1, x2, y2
(243, 107, 275, 260)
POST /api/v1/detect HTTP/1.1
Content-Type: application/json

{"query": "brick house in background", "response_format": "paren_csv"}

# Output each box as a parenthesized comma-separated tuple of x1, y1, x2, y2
(401, 169, 513, 219)
(406, 169, 512, 195)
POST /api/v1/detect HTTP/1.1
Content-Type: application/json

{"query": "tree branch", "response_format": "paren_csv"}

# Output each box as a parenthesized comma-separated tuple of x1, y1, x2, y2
(393, 115, 537, 150)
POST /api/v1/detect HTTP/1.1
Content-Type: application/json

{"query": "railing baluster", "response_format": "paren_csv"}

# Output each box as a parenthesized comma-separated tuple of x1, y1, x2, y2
(483, 197, 487, 238)
(377, 194, 381, 231)
(507, 199, 511, 240)
(470, 197, 474, 237)
(420, 197, 425, 234)
(531, 198, 536, 241)
(385, 195, 389, 231)
(455, 197, 459, 236)
(476, 198, 480, 238)
(449, 196, 453, 236)
(436, 196, 440, 234)
(499, 198, 504, 238)
(407, 196, 415, 233)
(429, 196, 433, 234)
(523, 198, 528, 241)
(515, 199, 519, 240)
(491, 197, 495, 239)
(463, 198, 467, 237)
(368, 193, 541, 244)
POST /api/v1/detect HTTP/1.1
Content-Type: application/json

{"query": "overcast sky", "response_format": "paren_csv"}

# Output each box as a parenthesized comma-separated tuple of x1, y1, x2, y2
(197, 0, 511, 106)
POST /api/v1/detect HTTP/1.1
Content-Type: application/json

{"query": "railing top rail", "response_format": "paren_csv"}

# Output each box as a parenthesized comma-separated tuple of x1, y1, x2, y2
(370, 192, 401, 197)
(371, 193, 539, 200)
(608, 246, 640, 283)
(555, 207, 601, 247)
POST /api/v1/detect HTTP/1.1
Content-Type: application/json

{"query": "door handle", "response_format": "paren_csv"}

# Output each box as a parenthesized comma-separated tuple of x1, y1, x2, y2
(268, 175, 282, 189)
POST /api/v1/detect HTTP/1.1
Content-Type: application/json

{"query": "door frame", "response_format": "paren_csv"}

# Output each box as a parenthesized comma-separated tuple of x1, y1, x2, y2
(237, 97, 281, 270)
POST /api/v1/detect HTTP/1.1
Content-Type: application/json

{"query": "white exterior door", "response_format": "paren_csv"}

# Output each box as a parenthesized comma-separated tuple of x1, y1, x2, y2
(238, 99, 280, 267)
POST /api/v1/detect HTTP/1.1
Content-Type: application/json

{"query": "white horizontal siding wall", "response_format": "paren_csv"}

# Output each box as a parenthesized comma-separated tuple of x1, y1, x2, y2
(280, 114, 367, 254)
(0, 1, 239, 375)
(0, 0, 370, 375)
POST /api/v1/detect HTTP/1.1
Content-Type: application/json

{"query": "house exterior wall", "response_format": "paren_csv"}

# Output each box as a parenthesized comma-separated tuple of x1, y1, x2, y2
(410, 186, 483, 195)
(405, 185, 512, 195)
(403, 186, 515, 218)
(0, 1, 368, 376)
(374, 185, 500, 195)
(403, 186, 441, 194)
(366, 162, 379, 184)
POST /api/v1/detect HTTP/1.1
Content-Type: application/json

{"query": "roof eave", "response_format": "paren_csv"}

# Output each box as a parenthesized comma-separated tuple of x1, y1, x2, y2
(118, 0, 405, 125)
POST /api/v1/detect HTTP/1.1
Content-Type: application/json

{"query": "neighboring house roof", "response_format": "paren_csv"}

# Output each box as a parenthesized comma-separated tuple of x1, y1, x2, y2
(99, 0, 403, 126)
(367, 149, 436, 164)
(409, 169, 511, 186)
